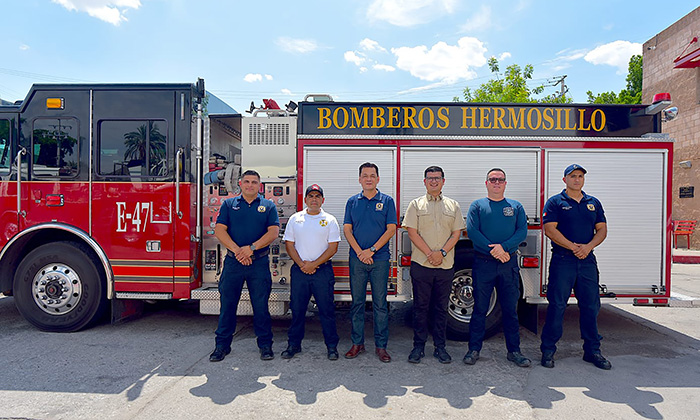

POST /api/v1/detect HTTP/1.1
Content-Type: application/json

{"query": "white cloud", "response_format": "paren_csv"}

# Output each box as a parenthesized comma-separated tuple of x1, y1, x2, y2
(276, 37, 318, 54)
(460, 5, 491, 32)
(584, 40, 642, 73)
(281, 89, 292, 95)
(344, 51, 367, 66)
(367, 0, 457, 27)
(19, 44, 30, 51)
(498, 52, 511, 61)
(243, 74, 262, 83)
(391, 36, 488, 83)
(359, 67, 368, 73)
(265, 74, 273, 81)
(542, 48, 589, 72)
(52, 0, 140, 26)
(373, 64, 395, 72)
(360, 38, 387, 52)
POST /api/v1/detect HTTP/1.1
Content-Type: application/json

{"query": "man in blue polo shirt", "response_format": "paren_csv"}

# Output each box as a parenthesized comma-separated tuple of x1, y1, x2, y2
(343, 162, 397, 363)
(463, 168, 530, 368)
(540, 164, 611, 370)
(210, 169, 280, 362)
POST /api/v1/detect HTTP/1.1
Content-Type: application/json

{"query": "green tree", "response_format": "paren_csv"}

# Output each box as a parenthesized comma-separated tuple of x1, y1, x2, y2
(455, 57, 571, 103)
(586, 55, 642, 104)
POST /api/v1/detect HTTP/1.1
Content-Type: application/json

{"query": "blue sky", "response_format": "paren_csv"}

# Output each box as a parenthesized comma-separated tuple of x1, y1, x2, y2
(1, 1, 698, 113)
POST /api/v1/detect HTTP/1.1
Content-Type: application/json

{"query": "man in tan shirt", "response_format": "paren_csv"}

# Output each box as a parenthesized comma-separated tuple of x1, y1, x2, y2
(402, 166, 465, 364)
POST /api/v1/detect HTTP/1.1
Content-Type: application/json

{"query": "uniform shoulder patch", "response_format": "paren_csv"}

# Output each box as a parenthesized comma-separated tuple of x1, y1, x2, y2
(587, 204, 595, 211)
(257, 205, 266, 213)
(375, 202, 384, 211)
(320, 219, 328, 227)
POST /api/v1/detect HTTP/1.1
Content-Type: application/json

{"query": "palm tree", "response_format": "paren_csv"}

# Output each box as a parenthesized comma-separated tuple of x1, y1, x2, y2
(123, 123, 167, 175)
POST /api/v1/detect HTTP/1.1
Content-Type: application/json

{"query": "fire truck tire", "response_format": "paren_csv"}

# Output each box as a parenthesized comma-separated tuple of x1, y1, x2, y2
(13, 241, 108, 332)
(446, 268, 503, 342)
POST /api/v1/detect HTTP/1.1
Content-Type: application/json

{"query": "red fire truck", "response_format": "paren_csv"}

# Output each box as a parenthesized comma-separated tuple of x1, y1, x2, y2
(0, 80, 676, 338)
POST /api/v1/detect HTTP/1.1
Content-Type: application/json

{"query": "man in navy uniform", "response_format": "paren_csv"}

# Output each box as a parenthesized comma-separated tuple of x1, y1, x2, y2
(281, 184, 341, 360)
(463, 168, 531, 368)
(343, 162, 397, 363)
(540, 164, 611, 370)
(210, 169, 280, 362)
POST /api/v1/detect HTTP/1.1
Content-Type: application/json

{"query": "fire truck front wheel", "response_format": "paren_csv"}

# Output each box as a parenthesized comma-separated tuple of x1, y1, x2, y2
(446, 268, 503, 341)
(13, 241, 108, 332)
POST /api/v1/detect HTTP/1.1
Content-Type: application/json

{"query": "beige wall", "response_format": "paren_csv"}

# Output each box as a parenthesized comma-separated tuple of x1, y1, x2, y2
(643, 6, 700, 248)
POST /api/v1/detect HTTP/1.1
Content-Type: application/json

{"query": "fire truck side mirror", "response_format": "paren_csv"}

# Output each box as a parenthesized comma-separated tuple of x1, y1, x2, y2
(663, 106, 678, 122)
(195, 78, 206, 101)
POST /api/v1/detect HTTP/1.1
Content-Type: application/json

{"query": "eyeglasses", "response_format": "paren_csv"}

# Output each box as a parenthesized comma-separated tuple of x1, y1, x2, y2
(425, 176, 443, 182)
(488, 177, 506, 183)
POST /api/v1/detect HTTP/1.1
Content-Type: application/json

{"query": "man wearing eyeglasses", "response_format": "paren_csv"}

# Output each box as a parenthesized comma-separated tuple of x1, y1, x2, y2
(402, 166, 465, 364)
(540, 164, 611, 370)
(463, 168, 530, 367)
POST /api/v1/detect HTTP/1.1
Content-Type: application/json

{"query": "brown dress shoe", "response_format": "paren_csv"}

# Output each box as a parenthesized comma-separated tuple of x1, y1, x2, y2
(376, 348, 391, 363)
(344, 344, 366, 359)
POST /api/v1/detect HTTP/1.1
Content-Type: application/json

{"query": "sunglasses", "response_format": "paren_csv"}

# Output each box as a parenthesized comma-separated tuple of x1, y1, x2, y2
(488, 177, 506, 183)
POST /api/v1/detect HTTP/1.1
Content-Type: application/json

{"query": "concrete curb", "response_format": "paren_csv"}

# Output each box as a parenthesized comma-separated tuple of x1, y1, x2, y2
(670, 292, 700, 308)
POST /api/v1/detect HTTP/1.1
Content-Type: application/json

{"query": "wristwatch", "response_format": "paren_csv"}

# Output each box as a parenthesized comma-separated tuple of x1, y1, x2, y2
(440, 249, 447, 257)
(250, 244, 257, 251)
(370, 246, 377, 253)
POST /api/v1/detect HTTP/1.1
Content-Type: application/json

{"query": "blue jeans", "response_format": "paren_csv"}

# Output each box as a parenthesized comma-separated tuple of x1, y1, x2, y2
(540, 253, 602, 355)
(215, 255, 273, 349)
(469, 254, 521, 353)
(288, 262, 339, 348)
(349, 254, 390, 348)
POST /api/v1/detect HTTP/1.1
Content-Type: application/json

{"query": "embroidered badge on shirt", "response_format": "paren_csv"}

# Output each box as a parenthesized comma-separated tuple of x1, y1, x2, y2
(375, 203, 384, 211)
(257, 205, 266, 213)
(320, 219, 328, 227)
(503, 207, 514, 217)
(587, 204, 595, 211)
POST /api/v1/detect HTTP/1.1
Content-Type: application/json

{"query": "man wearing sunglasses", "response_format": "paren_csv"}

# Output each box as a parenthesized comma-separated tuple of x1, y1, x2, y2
(402, 166, 465, 364)
(463, 168, 530, 368)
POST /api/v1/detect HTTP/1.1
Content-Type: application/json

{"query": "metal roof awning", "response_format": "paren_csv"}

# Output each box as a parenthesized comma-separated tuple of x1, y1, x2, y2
(674, 36, 700, 69)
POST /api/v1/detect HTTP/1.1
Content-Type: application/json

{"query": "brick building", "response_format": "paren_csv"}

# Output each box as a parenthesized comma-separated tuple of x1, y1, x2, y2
(643, 6, 700, 248)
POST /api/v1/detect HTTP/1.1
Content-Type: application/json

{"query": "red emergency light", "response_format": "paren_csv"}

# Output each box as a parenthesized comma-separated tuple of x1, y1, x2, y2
(262, 99, 280, 109)
(400, 255, 412, 266)
(652, 93, 671, 103)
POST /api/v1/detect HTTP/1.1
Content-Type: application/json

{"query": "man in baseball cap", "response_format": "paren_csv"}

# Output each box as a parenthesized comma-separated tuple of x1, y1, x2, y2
(281, 183, 341, 360)
(540, 164, 611, 370)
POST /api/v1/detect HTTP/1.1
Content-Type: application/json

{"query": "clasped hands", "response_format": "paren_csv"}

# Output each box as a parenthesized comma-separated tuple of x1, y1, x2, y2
(488, 244, 510, 263)
(233, 245, 254, 266)
(570, 243, 592, 259)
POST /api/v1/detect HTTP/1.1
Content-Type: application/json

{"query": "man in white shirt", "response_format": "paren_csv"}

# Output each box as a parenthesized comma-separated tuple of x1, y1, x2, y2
(281, 184, 342, 360)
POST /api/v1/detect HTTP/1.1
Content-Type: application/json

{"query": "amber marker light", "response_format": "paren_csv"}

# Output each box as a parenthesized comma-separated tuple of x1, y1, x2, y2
(46, 98, 65, 109)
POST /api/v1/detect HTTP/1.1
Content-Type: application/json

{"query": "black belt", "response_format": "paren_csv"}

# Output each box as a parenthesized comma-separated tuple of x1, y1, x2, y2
(227, 248, 270, 260)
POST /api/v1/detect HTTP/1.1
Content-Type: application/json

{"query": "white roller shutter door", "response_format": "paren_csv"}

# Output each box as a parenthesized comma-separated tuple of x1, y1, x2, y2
(544, 150, 667, 294)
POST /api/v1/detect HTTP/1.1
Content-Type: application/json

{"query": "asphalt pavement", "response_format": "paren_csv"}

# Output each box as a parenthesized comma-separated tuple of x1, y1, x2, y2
(1, 263, 699, 420)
